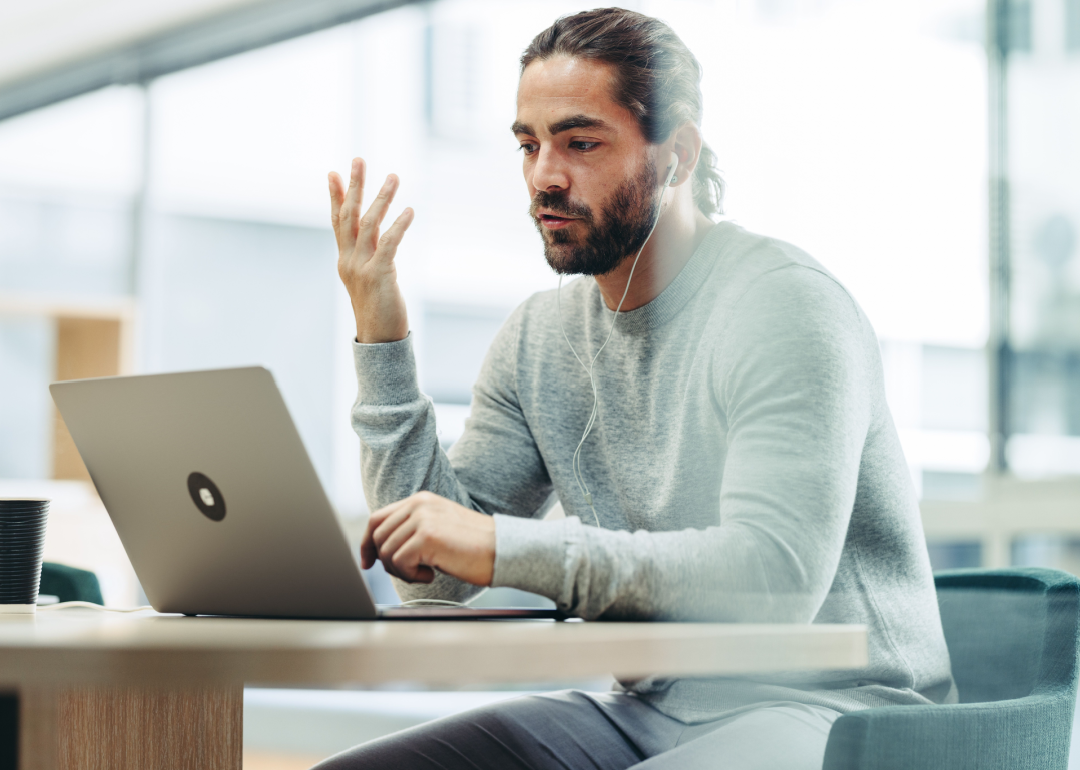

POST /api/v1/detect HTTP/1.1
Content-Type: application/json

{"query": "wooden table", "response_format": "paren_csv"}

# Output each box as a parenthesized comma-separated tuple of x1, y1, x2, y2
(0, 611, 868, 770)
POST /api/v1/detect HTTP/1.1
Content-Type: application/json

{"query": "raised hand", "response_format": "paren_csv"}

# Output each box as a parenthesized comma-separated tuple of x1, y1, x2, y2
(329, 158, 415, 344)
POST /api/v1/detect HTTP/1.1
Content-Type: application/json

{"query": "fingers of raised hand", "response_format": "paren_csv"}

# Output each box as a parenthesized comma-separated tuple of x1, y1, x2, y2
(328, 172, 345, 229)
(357, 174, 399, 245)
(338, 158, 367, 239)
(372, 207, 415, 265)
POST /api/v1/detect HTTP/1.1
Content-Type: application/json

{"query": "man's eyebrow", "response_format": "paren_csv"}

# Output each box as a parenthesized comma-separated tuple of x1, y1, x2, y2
(510, 115, 612, 137)
(548, 115, 610, 135)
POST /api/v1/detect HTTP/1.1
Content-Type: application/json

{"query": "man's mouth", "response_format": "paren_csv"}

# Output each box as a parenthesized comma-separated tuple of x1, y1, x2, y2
(538, 212, 578, 230)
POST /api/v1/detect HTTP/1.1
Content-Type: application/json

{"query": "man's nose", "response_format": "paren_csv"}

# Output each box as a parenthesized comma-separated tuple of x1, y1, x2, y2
(529, 148, 569, 193)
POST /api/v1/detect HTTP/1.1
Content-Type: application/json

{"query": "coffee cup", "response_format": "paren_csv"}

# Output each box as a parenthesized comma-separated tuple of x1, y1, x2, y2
(0, 499, 50, 614)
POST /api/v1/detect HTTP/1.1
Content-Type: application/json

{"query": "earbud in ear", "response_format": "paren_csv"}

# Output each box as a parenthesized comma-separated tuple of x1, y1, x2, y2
(667, 152, 680, 186)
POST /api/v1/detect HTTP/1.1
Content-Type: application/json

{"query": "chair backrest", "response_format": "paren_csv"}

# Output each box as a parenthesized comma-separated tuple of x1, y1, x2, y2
(935, 568, 1080, 704)
(39, 561, 104, 605)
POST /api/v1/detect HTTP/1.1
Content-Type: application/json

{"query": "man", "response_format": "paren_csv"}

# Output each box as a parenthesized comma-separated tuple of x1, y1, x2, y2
(318, 8, 955, 769)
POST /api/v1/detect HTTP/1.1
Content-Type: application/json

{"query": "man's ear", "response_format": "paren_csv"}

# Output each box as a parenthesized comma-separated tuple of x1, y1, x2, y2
(669, 122, 703, 188)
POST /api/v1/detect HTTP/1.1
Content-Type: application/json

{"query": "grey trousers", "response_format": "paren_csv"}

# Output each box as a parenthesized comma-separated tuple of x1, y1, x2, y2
(310, 690, 842, 769)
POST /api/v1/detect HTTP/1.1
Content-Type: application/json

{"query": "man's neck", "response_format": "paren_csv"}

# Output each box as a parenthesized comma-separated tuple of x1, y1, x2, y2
(592, 189, 715, 312)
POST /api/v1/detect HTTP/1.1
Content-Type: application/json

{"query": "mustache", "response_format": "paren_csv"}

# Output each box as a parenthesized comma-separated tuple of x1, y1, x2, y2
(528, 189, 593, 221)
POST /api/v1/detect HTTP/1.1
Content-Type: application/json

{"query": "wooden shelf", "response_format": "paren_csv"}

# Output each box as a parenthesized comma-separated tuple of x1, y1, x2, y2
(0, 295, 135, 481)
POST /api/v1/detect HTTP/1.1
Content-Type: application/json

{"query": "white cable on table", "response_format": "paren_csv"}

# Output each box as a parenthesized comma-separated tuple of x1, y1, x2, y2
(38, 602, 154, 613)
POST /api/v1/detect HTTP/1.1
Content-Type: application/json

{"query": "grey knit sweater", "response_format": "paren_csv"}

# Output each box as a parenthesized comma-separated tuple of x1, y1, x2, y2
(351, 222, 957, 723)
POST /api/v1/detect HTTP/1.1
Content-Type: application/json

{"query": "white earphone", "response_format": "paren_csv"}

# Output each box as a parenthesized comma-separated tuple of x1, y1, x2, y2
(666, 152, 679, 186)
(556, 152, 680, 526)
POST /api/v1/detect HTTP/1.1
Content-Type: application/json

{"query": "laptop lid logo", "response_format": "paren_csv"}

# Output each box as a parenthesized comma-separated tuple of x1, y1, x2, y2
(187, 472, 226, 522)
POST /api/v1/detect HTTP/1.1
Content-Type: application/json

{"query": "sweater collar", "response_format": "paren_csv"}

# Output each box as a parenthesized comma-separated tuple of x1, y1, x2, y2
(594, 221, 736, 335)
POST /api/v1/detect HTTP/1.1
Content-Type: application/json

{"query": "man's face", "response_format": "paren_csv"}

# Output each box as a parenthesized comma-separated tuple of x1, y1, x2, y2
(514, 56, 662, 276)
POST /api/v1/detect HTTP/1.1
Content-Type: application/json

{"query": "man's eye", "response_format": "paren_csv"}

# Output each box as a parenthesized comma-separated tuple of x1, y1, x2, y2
(519, 143, 538, 155)
(570, 141, 599, 151)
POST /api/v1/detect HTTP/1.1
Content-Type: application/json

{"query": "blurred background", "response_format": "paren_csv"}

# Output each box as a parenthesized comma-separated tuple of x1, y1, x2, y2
(0, 0, 1077, 766)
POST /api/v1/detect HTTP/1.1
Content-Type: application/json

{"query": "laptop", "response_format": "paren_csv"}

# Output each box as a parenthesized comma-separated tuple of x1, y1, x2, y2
(50, 367, 565, 621)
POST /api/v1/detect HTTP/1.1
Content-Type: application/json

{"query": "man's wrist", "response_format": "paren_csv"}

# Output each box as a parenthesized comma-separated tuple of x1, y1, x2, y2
(352, 333, 421, 405)
(355, 330, 410, 345)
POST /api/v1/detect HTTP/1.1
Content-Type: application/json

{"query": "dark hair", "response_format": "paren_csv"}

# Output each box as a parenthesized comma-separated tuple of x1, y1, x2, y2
(521, 8, 724, 218)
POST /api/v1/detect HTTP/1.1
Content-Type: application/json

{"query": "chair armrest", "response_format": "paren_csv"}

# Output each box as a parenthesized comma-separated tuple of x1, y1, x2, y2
(822, 690, 1075, 770)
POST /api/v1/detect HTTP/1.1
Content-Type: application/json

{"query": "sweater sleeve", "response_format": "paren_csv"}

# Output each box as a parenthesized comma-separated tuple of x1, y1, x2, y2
(352, 305, 554, 602)
(491, 267, 877, 621)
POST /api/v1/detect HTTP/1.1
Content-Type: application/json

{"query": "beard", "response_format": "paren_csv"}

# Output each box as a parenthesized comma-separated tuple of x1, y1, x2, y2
(529, 156, 661, 276)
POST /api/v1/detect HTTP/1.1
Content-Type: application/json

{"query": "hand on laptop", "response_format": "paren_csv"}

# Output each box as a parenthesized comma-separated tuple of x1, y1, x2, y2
(361, 491, 496, 586)
(329, 157, 415, 344)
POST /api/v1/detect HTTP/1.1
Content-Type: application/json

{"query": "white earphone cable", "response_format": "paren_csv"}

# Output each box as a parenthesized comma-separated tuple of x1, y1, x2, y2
(556, 158, 676, 526)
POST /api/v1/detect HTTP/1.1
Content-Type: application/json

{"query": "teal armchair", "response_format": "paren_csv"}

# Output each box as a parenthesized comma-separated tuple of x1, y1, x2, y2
(823, 568, 1080, 770)
(39, 561, 104, 605)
